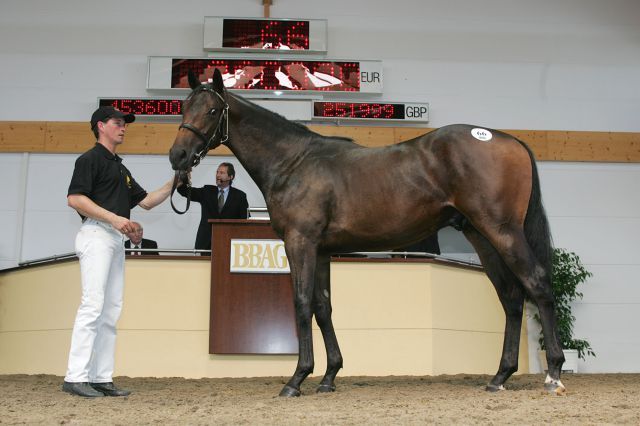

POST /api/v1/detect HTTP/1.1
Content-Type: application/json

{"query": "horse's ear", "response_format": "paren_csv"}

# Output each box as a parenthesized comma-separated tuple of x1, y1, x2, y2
(211, 68, 225, 94)
(188, 70, 201, 90)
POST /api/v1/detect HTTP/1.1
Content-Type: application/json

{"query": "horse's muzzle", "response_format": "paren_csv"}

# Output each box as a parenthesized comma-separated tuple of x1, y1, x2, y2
(169, 146, 191, 171)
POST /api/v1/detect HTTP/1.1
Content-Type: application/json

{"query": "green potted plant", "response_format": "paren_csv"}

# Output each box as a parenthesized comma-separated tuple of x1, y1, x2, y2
(535, 248, 595, 372)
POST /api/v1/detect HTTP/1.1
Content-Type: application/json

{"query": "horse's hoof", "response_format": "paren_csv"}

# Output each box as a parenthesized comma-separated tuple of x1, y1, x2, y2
(544, 382, 566, 396)
(279, 385, 301, 397)
(485, 384, 506, 392)
(316, 384, 336, 393)
(544, 375, 566, 396)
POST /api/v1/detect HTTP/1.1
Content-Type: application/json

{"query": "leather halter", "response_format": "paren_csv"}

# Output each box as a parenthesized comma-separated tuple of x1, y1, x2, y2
(178, 87, 229, 169)
(170, 86, 229, 215)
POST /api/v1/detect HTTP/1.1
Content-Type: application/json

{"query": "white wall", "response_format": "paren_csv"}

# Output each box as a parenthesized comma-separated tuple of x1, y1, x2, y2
(1, 0, 639, 130)
(1, 0, 639, 373)
(537, 162, 640, 373)
(10, 153, 266, 263)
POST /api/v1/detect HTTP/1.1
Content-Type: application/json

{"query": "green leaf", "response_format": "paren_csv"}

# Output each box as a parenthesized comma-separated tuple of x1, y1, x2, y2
(534, 248, 595, 359)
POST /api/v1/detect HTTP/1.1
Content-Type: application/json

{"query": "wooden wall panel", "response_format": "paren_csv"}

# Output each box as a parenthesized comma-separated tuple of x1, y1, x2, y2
(308, 125, 396, 148)
(1, 121, 639, 163)
(0, 122, 46, 152)
(45, 122, 93, 153)
(394, 127, 436, 144)
(505, 130, 551, 160)
(544, 131, 640, 162)
(124, 123, 234, 156)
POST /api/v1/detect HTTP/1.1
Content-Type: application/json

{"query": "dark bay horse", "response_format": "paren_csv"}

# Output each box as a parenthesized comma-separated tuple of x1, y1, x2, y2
(169, 69, 566, 396)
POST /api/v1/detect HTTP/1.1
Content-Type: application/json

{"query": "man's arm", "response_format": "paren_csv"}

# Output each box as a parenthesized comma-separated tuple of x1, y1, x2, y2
(67, 194, 133, 234)
(138, 178, 174, 210)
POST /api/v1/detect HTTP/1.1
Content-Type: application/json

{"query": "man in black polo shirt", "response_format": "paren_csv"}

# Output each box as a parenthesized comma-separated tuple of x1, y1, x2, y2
(63, 106, 175, 398)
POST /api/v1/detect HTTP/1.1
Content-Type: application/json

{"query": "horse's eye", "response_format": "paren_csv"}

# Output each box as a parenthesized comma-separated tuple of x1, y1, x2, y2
(209, 108, 216, 115)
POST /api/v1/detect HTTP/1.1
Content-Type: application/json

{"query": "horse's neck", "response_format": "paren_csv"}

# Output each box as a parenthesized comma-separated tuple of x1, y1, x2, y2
(226, 95, 310, 195)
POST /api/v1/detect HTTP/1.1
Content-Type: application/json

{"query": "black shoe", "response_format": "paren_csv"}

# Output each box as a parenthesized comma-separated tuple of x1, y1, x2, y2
(62, 381, 105, 398)
(89, 382, 131, 397)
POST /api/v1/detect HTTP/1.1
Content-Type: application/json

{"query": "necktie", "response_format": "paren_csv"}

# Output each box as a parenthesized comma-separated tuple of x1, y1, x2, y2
(134, 245, 140, 255)
(218, 190, 225, 213)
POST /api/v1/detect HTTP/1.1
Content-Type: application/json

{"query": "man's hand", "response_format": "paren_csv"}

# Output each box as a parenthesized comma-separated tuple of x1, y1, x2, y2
(178, 170, 191, 187)
(110, 215, 134, 235)
(68, 194, 132, 232)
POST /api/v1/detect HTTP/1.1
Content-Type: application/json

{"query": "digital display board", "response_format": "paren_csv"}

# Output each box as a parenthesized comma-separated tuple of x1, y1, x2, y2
(98, 98, 183, 116)
(97, 97, 428, 122)
(203, 17, 327, 53)
(147, 57, 383, 94)
(172, 58, 360, 92)
(223, 19, 309, 50)
(313, 101, 429, 122)
(98, 98, 313, 121)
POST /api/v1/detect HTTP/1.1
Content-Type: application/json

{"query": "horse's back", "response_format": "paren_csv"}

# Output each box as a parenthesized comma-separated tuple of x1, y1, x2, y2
(270, 123, 535, 251)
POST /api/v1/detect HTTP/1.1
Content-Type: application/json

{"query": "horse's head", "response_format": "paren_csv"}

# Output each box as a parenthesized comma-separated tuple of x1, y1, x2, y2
(169, 68, 228, 173)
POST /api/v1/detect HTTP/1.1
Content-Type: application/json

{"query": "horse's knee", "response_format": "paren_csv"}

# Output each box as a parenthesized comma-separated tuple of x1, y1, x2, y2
(524, 279, 554, 305)
(314, 302, 332, 326)
(294, 298, 313, 321)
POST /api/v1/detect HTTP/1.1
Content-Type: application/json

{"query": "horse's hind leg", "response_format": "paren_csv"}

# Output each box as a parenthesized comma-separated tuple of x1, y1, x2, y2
(313, 254, 343, 392)
(474, 223, 565, 394)
(463, 225, 526, 391)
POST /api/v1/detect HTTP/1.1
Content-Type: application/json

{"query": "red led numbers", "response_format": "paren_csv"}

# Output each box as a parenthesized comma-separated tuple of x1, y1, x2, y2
(313, 102, 405, 120)
(223, 19, 310, 50)
(98, 99, 182, 116)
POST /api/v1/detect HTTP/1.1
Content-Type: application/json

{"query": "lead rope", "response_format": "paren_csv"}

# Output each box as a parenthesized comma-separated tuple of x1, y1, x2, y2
(170, 170, 191, 214)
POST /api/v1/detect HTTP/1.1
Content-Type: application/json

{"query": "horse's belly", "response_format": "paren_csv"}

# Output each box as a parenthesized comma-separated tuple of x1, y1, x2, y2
(321, 215, 438, 252)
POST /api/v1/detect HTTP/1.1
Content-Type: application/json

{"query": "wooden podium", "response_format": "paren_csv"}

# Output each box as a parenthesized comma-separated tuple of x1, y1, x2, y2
(209, 219, 298, 354)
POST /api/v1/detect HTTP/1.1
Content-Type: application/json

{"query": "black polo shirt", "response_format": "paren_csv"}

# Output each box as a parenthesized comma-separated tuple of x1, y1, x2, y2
(68, 143, 147, 220)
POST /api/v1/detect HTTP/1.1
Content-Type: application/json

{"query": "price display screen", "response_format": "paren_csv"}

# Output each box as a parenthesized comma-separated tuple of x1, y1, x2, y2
(98, 98, 182, 116)
(223, 19, 310, 50)
(313, 101, 429, 122)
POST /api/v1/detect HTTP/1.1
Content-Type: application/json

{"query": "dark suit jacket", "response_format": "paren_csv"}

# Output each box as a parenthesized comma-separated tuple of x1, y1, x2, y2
(177, 185, 249, 250)
(125, 238, 159, 255)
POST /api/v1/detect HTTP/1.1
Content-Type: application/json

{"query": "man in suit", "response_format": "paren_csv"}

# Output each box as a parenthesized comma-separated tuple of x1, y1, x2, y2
(124, 222, 159, 255)
(177, 162, 249, 252)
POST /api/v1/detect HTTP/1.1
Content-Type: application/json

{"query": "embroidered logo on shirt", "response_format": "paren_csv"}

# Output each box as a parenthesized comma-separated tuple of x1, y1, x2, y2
(126, 174, 132, 188)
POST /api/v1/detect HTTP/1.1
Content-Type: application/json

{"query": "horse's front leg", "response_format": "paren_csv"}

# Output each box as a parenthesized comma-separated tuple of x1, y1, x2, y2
(313, 253, 343, 393)
(279, 235, 317, 397)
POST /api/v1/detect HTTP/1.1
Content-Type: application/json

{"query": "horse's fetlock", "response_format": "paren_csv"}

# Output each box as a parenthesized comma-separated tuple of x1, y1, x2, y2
(503, 364, 518, 377)
(298, 364, 314, 377)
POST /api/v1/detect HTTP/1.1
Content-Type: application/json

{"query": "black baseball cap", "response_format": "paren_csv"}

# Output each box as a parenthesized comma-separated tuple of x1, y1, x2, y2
(90, 106, 135, 129)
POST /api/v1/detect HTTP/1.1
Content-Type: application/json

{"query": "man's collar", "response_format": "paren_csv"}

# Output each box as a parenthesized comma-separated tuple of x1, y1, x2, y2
(94, 142, 121, 162)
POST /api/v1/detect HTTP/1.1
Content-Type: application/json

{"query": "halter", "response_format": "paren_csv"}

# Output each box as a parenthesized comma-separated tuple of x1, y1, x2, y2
(178, 86, 229, 169)
(170, 86, 229, 214)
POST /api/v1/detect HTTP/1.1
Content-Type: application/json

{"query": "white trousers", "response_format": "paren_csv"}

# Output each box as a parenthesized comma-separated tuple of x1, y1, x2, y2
(65, 218, 125, 383)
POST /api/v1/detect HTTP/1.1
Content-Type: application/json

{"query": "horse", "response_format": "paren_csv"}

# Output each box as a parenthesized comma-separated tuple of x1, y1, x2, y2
(169, 68, 566, 397)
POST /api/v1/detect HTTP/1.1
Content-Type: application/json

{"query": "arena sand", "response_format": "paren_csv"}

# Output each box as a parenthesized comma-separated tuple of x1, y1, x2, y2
(1, 373, 639, 424)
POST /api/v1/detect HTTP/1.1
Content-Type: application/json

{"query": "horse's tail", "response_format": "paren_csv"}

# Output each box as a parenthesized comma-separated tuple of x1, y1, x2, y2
(518, 140, 554, 275)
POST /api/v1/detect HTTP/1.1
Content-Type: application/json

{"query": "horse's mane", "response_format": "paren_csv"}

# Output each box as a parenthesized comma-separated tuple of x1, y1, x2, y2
(228, 91, 355, 144)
